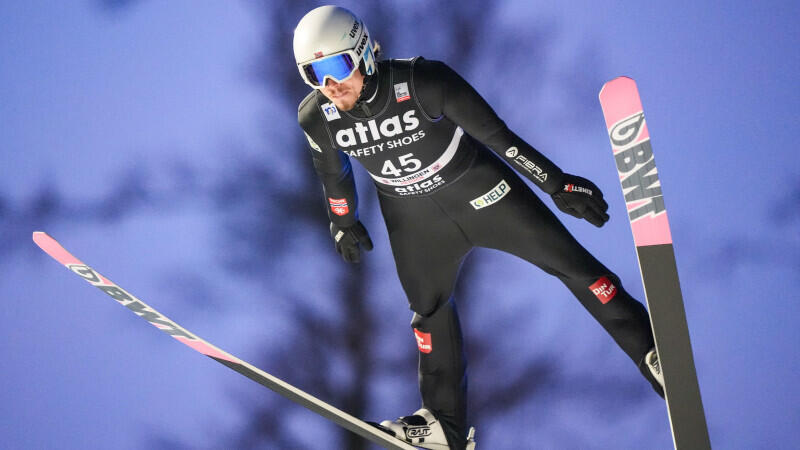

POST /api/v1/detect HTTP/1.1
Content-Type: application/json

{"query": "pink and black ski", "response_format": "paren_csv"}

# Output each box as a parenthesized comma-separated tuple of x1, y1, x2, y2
(32, 232, 417, 450)
(599, 77, 710, 449)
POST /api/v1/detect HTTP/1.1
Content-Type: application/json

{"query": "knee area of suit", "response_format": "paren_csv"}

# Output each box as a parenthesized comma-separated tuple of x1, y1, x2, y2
(410, 297, 456, 329)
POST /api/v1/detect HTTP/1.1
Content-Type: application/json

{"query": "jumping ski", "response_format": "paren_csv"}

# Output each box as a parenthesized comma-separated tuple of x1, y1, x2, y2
(32, 231, 417, 450)
(599, 77, 711, 449)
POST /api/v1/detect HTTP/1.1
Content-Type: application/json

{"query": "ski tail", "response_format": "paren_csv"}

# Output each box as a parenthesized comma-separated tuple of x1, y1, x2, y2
(32, 232, 416, 450)
(599, 78, 711, 450)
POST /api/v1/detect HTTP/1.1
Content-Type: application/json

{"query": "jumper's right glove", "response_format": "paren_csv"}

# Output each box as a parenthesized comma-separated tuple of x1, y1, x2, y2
(330, 221, 373, 263)
(550, 173, 610, 227)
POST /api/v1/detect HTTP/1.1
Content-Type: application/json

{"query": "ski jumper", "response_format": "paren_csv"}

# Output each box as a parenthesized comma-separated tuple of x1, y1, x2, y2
(298, 57, 655, 449)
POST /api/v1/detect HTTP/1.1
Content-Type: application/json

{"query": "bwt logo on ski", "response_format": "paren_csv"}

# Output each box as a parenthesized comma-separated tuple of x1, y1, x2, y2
(610, 112, 666, 221)
(67, 264, 196, 340)
(336, 110, 422, 148)
(589, 276, 618, 304)
(68, 263, 104, 284)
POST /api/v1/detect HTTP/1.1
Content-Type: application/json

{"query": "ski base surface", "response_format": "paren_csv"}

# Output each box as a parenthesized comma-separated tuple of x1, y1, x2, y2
(599, 77, 711, 449)
(33, 231, 416, 450)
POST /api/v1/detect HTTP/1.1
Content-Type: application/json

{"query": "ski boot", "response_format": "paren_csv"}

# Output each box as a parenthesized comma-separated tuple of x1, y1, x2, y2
(375, 408, 476, 450)
(640, 347, 665, 398)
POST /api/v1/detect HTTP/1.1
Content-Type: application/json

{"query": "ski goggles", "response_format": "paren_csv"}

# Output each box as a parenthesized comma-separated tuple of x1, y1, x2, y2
(298, 50, 360, 88)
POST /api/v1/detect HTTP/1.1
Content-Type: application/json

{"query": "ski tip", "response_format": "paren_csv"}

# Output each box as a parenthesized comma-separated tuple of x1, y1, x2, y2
(32, 232, 82, 266)
(606, 75, 635, 84)
(33, 231, 56, 254)
(599, 76, 636, 97)
(32, 231, 49, 245)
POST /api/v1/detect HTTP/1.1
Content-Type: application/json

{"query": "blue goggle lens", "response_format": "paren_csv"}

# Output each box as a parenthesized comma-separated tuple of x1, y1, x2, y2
(303, 53, 357, 87)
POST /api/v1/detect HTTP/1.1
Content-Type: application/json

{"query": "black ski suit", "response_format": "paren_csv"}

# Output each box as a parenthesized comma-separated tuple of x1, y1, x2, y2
(297, 57, 655, 449)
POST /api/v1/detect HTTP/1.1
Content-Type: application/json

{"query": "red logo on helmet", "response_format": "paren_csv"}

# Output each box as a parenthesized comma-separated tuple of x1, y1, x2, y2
(589, 276, 618, 304)
(314, 51, 324, 59)
(413, 328, 432, 354)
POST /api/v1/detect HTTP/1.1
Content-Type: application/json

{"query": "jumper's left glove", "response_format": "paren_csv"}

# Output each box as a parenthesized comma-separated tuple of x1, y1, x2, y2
(551, 173, 610, 227)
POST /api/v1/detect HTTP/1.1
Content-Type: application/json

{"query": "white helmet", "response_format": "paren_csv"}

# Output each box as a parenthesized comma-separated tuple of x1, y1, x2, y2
(293, 5, 377, 89)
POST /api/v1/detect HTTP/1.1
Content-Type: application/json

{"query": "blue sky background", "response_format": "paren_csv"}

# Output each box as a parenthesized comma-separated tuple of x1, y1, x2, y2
(2, 1, 798, 449)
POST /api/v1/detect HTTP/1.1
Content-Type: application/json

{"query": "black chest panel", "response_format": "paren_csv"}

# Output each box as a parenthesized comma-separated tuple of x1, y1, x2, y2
(318, 59, 476, 197)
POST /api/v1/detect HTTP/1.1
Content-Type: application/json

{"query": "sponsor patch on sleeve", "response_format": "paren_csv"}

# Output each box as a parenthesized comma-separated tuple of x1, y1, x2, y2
(328, 197, 349, 216)
(589, 276, 618, 304)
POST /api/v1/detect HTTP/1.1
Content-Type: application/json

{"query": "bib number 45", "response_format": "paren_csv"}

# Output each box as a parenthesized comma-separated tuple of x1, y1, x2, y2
(381, 153, 421, 177)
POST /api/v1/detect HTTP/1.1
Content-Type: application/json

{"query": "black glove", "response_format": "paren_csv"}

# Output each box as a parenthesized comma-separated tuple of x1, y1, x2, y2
(330, 221, 373, 263)
(550, 173, 610, 227)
